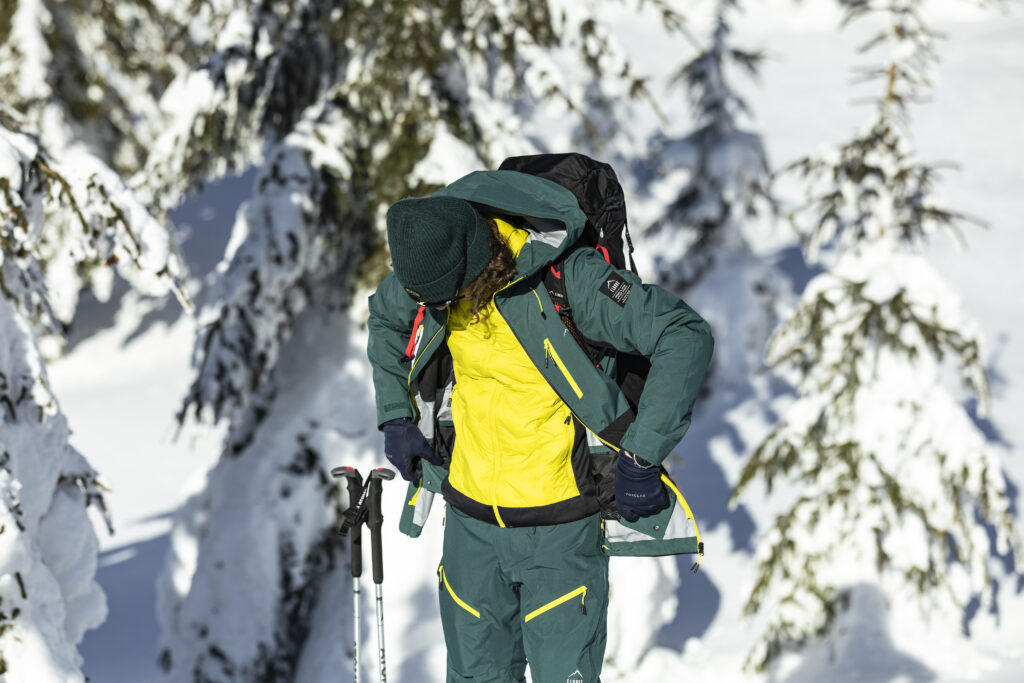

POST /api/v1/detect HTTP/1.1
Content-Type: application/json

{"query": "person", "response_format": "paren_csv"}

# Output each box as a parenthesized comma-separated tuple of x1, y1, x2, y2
(366, 167, 713, 682)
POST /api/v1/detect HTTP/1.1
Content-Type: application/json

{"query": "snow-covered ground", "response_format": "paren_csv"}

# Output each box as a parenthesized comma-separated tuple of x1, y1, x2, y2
(47, 3, 1024, 681)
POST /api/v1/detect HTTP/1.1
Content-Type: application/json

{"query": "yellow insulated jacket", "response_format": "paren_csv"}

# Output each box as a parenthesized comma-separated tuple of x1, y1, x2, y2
(445, 218, 581, 525)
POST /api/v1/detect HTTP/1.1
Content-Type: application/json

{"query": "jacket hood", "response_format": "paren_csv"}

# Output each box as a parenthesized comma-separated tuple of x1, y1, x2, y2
(433, 170, 587, 278)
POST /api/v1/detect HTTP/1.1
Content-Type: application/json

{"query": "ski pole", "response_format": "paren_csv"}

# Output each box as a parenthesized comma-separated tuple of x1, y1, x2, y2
(365, 467, 395, 683)
(332, 466, 365, 683)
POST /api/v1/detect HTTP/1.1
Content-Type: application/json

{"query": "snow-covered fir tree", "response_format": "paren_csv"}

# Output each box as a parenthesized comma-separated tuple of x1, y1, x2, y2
(645, 0, 770, 290)
(0, 114, 185, 680)
(732, 0, 1020, 671)
(153, 1, 687, 679)
(641, 0, 776, 391)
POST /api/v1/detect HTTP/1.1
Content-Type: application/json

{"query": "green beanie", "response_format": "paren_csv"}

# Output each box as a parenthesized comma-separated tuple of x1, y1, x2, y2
(386, 196, 493, 304)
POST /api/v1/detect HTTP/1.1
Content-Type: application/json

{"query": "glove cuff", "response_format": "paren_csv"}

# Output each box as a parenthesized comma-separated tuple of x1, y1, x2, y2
(621, 450, 656, 470)
(381, 417, 412, 430)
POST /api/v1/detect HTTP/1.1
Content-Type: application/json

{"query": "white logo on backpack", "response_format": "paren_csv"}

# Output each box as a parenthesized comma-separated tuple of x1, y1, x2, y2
(567, 670, 584, 683)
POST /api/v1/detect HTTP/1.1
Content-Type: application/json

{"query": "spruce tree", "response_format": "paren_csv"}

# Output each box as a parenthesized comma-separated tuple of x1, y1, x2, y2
(732, 0, 1020, 671)
(642, 0, 776, 390)
(647, 0, 771, 290)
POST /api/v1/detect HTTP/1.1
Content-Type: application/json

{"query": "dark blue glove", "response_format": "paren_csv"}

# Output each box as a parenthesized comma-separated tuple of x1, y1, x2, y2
(615, 452, 669, 522)
(382, 418, 442, 482)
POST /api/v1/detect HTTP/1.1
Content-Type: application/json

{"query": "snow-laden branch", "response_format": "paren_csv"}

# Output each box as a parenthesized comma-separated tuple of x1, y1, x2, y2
(784, 115, 977, 263)
(1, 118, 190, 337)
(0, 0, 183, 176)
(140, 0, 348, 211)
(177, 108, 374, 453)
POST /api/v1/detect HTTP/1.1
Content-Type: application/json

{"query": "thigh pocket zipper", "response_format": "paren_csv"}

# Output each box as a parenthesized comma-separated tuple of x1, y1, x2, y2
(524, 585, 588, 623)
(438, 565, 481, 618)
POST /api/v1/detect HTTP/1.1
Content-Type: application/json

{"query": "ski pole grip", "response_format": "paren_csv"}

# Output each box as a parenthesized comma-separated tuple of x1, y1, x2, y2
(346, 479, 364, 579)
(367, 478, 385, 584)
(366, 468, 394, 585)
(333, 467, 365, 578)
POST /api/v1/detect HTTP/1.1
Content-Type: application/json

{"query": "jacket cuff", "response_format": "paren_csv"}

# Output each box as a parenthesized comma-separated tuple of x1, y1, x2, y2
(620, 422, 678, 466)
(377, 404, 414, 430)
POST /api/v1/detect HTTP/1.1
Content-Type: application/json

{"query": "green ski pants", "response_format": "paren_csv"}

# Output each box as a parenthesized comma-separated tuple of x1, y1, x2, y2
(437, 505, 609, 683)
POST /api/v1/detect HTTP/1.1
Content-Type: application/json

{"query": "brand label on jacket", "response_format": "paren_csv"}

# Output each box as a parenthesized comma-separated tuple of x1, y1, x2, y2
(599, 273, 632, 307)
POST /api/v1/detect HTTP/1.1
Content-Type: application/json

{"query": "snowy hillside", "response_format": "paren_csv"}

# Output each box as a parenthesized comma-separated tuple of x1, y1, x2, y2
(31, 1, 1024, 682)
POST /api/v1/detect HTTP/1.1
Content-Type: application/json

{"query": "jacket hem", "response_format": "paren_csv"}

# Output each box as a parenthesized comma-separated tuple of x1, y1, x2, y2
(442, 479, 599, 527)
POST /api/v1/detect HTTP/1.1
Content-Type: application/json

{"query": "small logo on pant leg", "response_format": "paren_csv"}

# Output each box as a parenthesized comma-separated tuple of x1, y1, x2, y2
(567, 670, 584, 683)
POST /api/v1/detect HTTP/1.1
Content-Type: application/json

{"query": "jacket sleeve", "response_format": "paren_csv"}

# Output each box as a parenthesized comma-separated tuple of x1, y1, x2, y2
(564, 249, 714, 465)
(367, 272, 421, 428)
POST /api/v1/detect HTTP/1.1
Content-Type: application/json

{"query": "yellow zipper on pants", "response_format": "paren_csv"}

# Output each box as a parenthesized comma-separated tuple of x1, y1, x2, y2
(438, 566, 481, 618)
(524, 585, 588, 622)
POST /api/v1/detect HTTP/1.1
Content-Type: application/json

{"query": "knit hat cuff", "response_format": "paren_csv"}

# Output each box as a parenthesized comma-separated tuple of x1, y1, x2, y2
(386, 195, 493, 304)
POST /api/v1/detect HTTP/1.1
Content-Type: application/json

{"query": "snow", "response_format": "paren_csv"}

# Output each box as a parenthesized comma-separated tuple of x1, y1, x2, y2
(409, 125, 481, 189)
(5, 0, 52, 103)
(19, 2, 1024, 682)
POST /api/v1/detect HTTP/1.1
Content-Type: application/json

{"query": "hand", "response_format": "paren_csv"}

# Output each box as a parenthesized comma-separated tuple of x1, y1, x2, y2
(381, 418, 442, 482)
(614, 452, 668, 522)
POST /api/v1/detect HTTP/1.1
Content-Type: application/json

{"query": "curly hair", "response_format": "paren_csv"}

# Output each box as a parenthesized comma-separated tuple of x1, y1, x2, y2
(461, 219, 517, 323)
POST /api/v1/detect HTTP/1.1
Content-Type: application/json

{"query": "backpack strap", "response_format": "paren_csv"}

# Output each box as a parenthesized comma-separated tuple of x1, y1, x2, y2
(404, 305, 427, 360)
(545, 260, 570, 313)
(623, 220, 637, 274)
(543, 251, 610, 369)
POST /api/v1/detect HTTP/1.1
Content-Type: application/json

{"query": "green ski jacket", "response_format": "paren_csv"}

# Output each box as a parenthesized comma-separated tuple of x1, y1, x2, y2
(367, 170, 713, 538)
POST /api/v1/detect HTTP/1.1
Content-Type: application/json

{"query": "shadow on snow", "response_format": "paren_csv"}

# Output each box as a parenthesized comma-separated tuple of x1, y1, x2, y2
(82, 528, 172, 683)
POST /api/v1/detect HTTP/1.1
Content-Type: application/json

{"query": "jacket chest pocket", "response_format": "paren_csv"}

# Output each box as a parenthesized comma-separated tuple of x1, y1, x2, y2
(543, 338, 583, 399)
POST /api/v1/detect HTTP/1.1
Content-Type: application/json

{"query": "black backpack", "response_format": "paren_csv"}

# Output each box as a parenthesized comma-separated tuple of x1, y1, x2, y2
(497, 152, 636, 272)
(497, 152, 649, 413)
